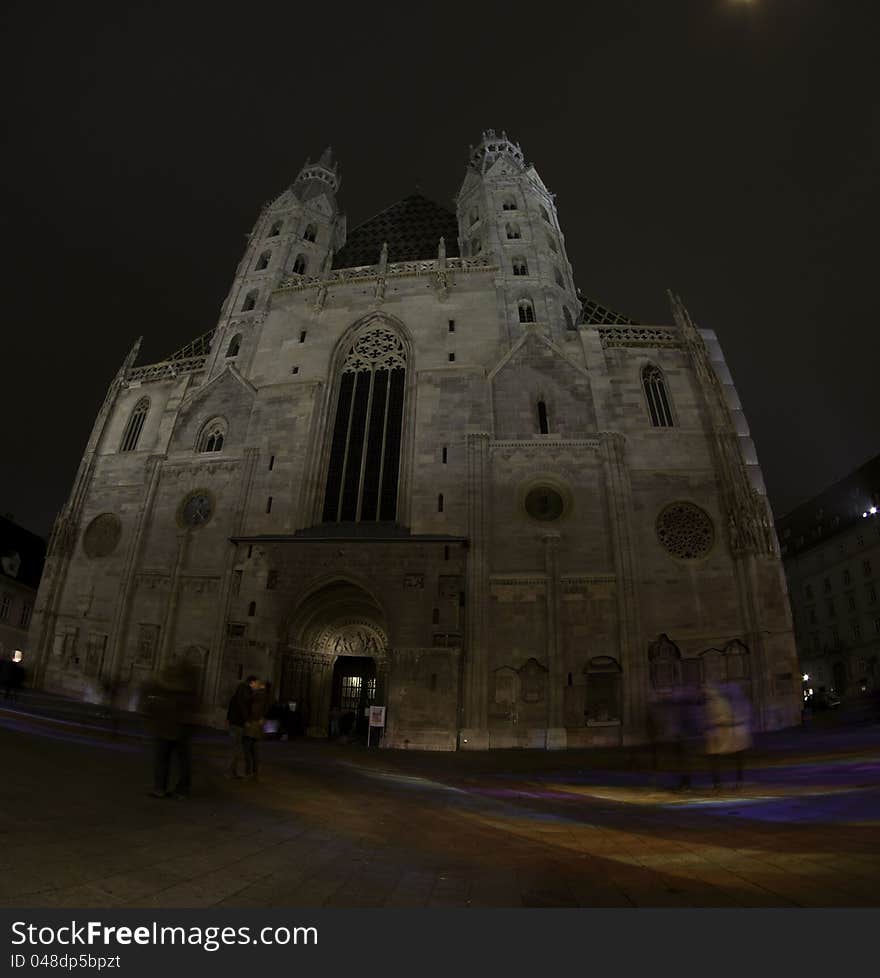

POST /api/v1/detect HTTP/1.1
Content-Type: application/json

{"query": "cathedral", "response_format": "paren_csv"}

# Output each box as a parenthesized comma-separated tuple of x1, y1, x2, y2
(30, 131, 801, 749)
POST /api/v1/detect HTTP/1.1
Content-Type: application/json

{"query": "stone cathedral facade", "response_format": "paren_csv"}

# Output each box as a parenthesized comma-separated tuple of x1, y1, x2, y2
(30, 132, 801, 749)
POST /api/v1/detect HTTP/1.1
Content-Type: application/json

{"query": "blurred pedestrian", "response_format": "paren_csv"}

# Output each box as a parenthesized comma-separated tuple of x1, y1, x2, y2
(141, 662, 198, 799)
(646, 691, 676, 787)
(242, 679, 269, 781)
(672, 686, 704, 791)
(226, 675, 258, 779)
(705, 681, 752, 791)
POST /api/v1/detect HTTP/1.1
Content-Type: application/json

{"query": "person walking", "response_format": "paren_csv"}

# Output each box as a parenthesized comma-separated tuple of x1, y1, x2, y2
(226, 675, 257, 779)
(141, 662, 198, 799)
(704, 681, 752, 791)
(241, 679, 269, 781)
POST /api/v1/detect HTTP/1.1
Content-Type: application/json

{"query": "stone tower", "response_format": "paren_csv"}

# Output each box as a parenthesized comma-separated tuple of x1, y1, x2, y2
(457, 129, 579, 341)
(205, 149, 346, 382)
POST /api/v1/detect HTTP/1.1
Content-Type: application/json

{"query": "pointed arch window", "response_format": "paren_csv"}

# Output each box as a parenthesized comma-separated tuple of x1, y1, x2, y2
(256, 251, 271, 270)
(502, 196, 517, 211)
(642, 364, 675, 427)
(506, 223, 522, 240)
(537, 400, 549, 434)
(225, 334, 242, 358)
(120, 397, 149, 453)
(518, 299, 535, 323)
(512, 258, 528, 276)
(242, 290, 257, 311)
(268, 220, 283, 237)
(322, 325, 407, 524)
(292, 254, 307, 275)
(198, 418, 227, 453)
(563, 307, 575, 331)
(303, 223, 317, 242)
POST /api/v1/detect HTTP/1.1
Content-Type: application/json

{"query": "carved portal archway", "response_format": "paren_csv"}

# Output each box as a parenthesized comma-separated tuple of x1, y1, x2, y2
(280, 579, 390, 739)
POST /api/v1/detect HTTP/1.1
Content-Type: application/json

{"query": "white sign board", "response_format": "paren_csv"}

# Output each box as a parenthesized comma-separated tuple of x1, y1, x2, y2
(368, 705, 386, 728)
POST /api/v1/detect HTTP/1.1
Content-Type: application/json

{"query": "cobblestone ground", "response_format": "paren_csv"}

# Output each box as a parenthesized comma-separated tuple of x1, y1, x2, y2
(2, 699, 879, 908)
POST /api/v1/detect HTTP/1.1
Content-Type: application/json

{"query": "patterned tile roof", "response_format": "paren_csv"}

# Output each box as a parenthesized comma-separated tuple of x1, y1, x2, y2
(333, 195, 460, 269)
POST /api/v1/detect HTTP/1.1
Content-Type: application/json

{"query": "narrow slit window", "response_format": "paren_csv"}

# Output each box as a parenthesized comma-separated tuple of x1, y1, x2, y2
(448, 352, 455, 362)
(448, 320, 455, 332)
(266, 496, 273, 513)
(268, 455, 275, 471)
(300, 331, 307, 343)
(442, 446, 447, 464)
(438, 493, 444, 513)
(248, 602, 256, 617)
(538, 400, 549, 434)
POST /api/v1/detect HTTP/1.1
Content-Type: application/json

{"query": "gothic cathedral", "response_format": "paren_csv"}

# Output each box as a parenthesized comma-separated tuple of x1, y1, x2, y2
(30, 132, 801, 748)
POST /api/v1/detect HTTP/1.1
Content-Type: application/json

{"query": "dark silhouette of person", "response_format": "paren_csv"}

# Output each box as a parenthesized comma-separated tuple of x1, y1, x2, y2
(241, 679, 269, 780)
(226, 676, 258, 778)
(141, 662, 198, 799)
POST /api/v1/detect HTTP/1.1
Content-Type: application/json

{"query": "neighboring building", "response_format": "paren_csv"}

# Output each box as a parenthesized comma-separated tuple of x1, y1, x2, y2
(30, 131, 801, 748)
(777, 454, 880, 701)
(0, 514, 46, 671)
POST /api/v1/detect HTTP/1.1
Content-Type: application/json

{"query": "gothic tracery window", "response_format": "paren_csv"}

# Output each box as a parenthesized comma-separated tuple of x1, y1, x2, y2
(322, 325, 407, 523)
(512, 258, 528, 276)
(642, 364, 675, 427)
(198, 418, 227, 453)
(225, 334, 241, 358)
(506, 223, 521, 240)
(518, 299, 535, 323)
(120, 397, 149, 453)
(502, 196, 517, 210)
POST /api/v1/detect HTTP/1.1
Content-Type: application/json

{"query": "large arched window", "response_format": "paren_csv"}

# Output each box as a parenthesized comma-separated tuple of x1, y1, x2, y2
(120, 397, 149, 453)
(197, 418, 227, 453)
(642, 364, 675, 427)
(518, 298, 535, 323)
(563, 307, 575, 331)
(292, 254, 307, 275)
(242, 290, 257, 311)
(322, 325, 407, 523)
(225, 333, 241, 358)
(256, 251, 271, 270)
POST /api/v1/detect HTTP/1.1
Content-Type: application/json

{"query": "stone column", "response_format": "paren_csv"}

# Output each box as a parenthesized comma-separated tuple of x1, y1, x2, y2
(156, 530, 191, 673)
(460, 432, 490, 749)
(543, 531, 567, 749)
(600, 432, 645, 742)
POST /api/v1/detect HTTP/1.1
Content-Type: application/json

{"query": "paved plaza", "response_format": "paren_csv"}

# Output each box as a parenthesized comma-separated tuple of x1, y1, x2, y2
(1, 695, 879, 908)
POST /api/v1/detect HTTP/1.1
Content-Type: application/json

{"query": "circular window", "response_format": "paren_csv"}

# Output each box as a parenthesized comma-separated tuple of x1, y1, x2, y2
(656, 501, 715, 559)
(525, 486, 565, 522)
(83, 514, 122, 558)
(179, 490, 214, 528)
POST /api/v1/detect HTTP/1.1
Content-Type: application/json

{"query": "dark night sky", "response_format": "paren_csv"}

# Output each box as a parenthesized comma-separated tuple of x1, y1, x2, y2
(2, 0, 877, 539)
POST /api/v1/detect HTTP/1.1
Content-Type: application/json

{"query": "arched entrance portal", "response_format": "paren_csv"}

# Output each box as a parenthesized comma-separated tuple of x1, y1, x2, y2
(280, 580, 389, 741)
